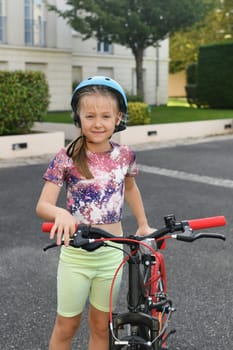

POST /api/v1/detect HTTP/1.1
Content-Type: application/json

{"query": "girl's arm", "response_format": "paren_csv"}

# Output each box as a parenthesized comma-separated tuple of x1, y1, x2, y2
(124, 176, 154, 236)
(36, 181, 76, 246)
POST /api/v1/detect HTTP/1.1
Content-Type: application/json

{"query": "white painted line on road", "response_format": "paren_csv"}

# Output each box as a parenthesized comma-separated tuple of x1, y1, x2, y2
(138, 164, 233, 189)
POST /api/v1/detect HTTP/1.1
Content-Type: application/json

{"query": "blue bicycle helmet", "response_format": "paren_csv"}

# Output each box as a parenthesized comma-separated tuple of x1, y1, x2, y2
(71, 76, 128, 132)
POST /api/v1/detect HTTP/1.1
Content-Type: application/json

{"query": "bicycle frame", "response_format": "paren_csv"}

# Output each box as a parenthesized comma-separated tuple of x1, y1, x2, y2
(108, 239, 173, 350)
(109, 251, 152, 349)
(42, 214, 226, 350)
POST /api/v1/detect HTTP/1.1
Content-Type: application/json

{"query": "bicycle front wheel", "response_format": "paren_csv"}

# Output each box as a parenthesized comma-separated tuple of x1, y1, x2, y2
(109, 312, 159, 350)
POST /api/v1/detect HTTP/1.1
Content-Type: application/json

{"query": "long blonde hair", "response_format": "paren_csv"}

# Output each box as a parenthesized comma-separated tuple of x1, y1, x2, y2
(67, 85, 120, 179)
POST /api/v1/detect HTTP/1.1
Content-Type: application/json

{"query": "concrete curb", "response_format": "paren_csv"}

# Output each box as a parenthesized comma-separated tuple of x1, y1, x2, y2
(1, 133, 233, 169)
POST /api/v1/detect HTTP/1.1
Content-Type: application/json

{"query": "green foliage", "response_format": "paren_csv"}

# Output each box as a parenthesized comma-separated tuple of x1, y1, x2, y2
(186, 63, 197, 84)
(185, 63, 200, 107)
(72, 80, 80, 92)
(185, 85, 200, 107)
(49, 0, 209, 97)
(170, 0, 233, 73)
(127, 102, 152, 126)
(197, 41, 233, 108)
(126, 93, 143, 103)
(49, 0, 209, 47)
(0, 71, 50, 135)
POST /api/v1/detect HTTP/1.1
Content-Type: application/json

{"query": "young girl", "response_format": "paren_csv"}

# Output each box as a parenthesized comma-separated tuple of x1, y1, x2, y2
(36, 76, 153, 350)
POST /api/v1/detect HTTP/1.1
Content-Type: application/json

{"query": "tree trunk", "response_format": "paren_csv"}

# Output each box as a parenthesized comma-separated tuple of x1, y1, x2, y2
(133, 47, 144, 99)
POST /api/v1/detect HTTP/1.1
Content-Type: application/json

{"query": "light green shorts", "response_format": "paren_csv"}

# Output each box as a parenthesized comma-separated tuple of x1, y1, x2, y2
(57, 243, 123, 317)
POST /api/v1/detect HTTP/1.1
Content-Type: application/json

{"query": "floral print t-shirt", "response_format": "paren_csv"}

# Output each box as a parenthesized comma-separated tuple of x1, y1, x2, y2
(43, 142, 138, 225)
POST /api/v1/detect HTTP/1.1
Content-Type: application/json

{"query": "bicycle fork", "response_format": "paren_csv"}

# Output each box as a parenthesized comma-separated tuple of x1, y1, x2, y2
(109, 253, 160, 349)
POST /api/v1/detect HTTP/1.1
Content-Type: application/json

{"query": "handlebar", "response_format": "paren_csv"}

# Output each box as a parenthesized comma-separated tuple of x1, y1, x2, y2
(186, 216, 227, 230)
(42, 214, 226, 250)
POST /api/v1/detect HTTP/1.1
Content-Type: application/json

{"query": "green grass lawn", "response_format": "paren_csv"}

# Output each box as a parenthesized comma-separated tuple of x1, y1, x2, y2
(43, 98, 233, 124)
(43, 111, 73, 124)
(150, 105, 233, 124)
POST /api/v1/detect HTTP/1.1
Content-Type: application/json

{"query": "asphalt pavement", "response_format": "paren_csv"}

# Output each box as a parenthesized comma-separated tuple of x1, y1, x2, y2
(0, 134, 232, 350)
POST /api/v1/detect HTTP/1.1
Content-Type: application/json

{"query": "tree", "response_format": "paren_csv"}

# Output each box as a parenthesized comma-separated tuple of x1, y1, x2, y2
(170, 0, 233, 73)
(48, 0, 212, 98)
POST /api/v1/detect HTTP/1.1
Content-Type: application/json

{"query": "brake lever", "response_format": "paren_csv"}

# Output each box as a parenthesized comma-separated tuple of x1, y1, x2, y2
(191, 232, 226, 241)
(72, 232, 94, 247)
(174, 230, 226, 242)
(43, 226, 91, 251)
(174, 230, 195, 242)
(43, 242, 60, 251)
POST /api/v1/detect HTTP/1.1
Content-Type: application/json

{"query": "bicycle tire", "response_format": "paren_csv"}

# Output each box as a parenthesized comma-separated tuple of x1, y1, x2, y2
(109, 247, 167, 350)
(109, 312, 159, 350)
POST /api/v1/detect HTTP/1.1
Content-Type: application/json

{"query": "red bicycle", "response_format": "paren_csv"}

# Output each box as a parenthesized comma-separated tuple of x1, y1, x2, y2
(42, 213, 226, 350)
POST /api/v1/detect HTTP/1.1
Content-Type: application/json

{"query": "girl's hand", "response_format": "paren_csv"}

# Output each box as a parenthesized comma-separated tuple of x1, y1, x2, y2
(50, 209, 77, 246)
(135, 224, 156, 237)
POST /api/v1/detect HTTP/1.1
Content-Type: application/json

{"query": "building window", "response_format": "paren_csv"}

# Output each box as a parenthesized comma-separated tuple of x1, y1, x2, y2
(0, 61, 8, 70)
(97, 67, 113, 78)
(97, 41, 113, 54)
(26, 62, 47, 74)
(24, 0, 46, 46)
(72, 66, 82, 90)
(0, 0, 7, 43)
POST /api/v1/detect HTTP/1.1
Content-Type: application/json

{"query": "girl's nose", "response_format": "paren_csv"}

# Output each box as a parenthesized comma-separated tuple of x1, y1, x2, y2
(93, 117, 102, 127)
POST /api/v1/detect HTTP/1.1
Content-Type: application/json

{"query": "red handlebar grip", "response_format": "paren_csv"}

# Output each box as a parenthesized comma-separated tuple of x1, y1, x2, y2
(42, 222, 54, 232)
(42, 222, 79, 232)
(188, 216, 226, 230)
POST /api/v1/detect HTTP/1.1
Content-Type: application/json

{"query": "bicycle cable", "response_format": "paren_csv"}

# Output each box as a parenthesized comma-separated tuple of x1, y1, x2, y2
(100, 237, 168, 346)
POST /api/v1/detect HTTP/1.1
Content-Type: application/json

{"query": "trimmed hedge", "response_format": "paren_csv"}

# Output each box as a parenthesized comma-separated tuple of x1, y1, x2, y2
(197, 41, 233, 108)
(185, 63, 199, 106)
(127, 102, 152, 125)
(186, 63, 197, 85)
(0, 71, 50, 135)
(126, 93, 143, 102)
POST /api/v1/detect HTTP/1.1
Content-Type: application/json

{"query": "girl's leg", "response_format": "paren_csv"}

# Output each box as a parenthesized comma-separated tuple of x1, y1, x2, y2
(88, 305, 110, 350)
(49, 313, 82, 350)
(87, 245, 123, 350)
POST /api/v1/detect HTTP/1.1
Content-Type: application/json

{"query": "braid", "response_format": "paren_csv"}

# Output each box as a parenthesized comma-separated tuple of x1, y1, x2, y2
(66, 135, 93, 179)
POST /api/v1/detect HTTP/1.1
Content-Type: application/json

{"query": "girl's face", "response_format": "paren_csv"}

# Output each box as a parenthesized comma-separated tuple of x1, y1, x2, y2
(79, 93, 122, 151)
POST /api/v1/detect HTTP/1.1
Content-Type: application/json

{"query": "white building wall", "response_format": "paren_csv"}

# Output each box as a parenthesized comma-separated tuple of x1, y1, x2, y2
(0, 0, 169, 111)
(0, 45, 72, 110)
(6, 1, 24, 45)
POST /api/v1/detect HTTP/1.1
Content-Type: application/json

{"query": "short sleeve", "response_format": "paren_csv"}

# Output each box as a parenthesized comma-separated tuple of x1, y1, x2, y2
(126, 147, 138, 177)
(43, 148, 72, 187)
